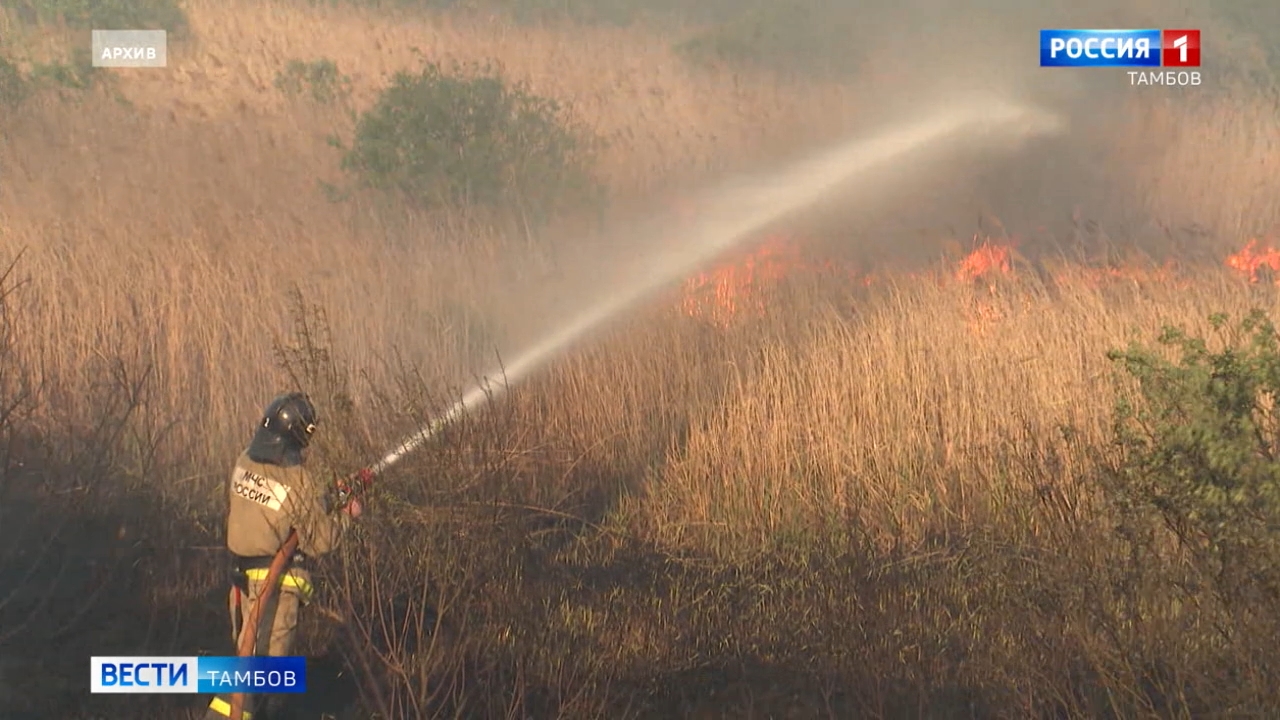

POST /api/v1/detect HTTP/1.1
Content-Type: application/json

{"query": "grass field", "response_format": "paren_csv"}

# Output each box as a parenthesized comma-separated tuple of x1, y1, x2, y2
(1, 0, 1280, 717)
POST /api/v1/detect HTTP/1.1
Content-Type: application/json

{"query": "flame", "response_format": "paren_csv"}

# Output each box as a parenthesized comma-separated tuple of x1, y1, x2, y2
(1226, 239, 1280, 283)
(951, 239, 1015, 335)
(681, 235, 804, 328)
(955, 239, 1013, 283)
(677, 231, 1262, 331)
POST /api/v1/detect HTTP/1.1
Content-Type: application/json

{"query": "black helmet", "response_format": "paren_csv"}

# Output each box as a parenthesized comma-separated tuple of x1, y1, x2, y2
(246, 392, 318, 466)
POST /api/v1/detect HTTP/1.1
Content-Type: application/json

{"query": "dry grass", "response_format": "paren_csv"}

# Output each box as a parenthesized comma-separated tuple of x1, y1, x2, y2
(1115, 91, 1280, 244)
(2, 0, 1280, 717)
(0, 0, 872, 476)
(642, 268, 1278, 553)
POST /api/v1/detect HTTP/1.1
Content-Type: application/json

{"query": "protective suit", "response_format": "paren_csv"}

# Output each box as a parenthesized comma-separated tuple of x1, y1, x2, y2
(205, 393, 354, 720)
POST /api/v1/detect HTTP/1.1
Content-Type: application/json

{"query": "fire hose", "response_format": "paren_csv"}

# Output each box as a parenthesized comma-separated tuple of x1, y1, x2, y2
(226, 467, 374, 720)
(227, 406, 461, 718)
(226, 528, 298, 720)
(224, 362, 619, 719)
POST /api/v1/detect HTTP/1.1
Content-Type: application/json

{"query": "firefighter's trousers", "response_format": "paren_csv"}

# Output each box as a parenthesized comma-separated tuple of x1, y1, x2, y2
(204, 568, 314, 720)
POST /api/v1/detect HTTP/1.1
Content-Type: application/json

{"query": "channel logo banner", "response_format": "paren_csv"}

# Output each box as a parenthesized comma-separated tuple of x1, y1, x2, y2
(91, 656, 307, 694)
(1040, 29, 1162, 67)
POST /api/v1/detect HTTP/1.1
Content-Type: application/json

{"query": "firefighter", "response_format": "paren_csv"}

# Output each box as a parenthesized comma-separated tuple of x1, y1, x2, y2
(205, 392, 362, 720)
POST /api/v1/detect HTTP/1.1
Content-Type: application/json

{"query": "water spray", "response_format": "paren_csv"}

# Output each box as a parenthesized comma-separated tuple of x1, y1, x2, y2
(247, 100, 1065, 720)
(364, 99, 1066, 478)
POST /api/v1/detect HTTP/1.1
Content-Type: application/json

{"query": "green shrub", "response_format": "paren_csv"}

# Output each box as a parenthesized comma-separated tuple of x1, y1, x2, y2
(340, 61, 599, 220)
(1106, 309, 1280, 608)
(0, 56, 28, 109)
(274, 58, 351, 105)
(1, 0, 186, 31)
(29, 47, 98, 92)
(0, 47, 99, 108)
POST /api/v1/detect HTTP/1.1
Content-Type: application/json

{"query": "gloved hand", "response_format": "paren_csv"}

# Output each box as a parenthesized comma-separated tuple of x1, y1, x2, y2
(342, 496, 363, 519)
(335, 468, 374, 517)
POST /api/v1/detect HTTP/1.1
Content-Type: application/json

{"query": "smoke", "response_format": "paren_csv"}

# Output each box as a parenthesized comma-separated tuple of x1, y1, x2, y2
(560, 1, 1263, 292)
(707, 2, 1269, 252)
(408, 0, 1278, 403)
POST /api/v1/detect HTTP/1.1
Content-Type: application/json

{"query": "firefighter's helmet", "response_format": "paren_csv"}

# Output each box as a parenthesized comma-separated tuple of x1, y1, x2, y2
(247, 392, 317, 465)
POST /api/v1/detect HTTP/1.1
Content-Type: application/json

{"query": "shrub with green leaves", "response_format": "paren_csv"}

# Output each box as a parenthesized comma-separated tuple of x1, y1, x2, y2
(1107, 309, 1280, 607)
(340, 61, 599, 220)
(1, 0, 186, 31)
(274, 58, 351, 105)
(0, 47, 100, 108)
(0, 56, 27, 109)
(30, 47, 98, 92)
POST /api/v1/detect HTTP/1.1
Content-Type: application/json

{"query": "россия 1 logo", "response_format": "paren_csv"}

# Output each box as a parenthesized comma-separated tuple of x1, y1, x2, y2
(1040, 29, 1201, 86)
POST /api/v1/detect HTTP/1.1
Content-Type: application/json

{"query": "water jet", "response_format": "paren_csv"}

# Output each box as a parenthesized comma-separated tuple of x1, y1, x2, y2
(370, 99, 1066, 475)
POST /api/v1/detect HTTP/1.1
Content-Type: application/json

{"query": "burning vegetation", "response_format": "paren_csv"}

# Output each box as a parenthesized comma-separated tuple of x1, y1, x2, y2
(954, 239, 1013, 283)
(1226, 238, 1280, 283)
(679, 235, 805, 328)
(681, 234, 1280, 329)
